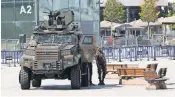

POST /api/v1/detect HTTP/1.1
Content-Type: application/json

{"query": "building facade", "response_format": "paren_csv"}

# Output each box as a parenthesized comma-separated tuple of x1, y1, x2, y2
(1, 0, 101, 43)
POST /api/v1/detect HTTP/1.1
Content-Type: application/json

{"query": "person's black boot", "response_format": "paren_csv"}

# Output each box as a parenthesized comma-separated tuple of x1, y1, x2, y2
(101, 81, 105, 85)
(101, 79, 105, 85)
(89, 81, 95, 86)
(98, 80, 102, 85)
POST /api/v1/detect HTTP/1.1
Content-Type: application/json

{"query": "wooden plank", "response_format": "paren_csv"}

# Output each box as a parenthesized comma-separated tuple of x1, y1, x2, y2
(113, 65, 123, 70)
(107, 64, 127, 73)
(120, 75, 144, 77)
(120, 69, 125, 75)
(127, 64, 139, 68)
(135, 69, 145, 76)
(125, 69, 135, 76)
(106, 65, 114, 72)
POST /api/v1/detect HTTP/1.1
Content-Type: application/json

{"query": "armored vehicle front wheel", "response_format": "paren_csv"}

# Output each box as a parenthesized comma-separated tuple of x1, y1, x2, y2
(20, 67, 31, 90)
(32, 79, 41, 87)
(70, 65, 81, 89)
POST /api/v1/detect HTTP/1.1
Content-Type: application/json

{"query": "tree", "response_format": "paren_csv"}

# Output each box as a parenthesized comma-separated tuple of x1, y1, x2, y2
(168, 3, 175, 16)
(103, 0, 126, 36)
(139, 0, 159, 39)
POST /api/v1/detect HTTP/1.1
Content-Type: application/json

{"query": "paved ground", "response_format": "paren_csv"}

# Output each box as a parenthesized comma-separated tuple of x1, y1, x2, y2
(1, 59, 175, 96)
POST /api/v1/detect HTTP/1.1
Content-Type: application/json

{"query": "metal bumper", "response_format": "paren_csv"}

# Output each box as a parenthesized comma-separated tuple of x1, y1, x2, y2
(32, 70, 62, 74)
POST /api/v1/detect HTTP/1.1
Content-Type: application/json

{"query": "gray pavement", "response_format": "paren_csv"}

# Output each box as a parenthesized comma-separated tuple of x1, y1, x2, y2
(1, 59, 175, 96)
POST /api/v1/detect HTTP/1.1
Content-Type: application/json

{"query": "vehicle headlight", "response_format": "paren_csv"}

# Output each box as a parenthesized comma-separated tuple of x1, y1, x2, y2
(61, 50, 71, 56)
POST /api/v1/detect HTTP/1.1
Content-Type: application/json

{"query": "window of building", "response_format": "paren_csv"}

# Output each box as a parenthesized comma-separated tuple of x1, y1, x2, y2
(69, 0, 80, 21)
(1, 23, 16, 39)
(1, 3, 15, 21)
(15, 22, 36, 38)
(80, 0, 93, 21)
(93, 0, 100, 21)
(1, 0, 14, 2)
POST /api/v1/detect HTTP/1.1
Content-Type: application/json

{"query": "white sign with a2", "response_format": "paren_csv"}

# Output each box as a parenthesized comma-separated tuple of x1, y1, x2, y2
(20, 5, 32, 14)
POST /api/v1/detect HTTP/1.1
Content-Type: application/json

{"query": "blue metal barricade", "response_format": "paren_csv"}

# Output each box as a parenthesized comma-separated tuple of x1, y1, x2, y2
(1, 46, 175, 64)
(1, 50, 23, 64)
(102, 45, 175, 62)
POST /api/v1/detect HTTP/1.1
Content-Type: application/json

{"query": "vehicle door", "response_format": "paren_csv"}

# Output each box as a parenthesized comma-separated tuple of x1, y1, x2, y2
(80, 35, 97, 62)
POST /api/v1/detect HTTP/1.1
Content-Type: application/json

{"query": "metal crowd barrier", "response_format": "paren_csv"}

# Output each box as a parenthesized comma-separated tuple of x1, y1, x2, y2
(1, 46, 175, 65)
(1, 50, 23, 64)
(102, 45, 175, 62)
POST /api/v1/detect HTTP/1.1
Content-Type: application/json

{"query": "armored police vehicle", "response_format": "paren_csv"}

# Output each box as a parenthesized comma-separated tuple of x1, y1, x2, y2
(19, 10, 92, 90)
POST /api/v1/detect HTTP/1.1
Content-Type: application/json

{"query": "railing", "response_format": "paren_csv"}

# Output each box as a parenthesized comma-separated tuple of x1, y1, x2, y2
(1, 46, 175, 64)
(1, 38, 30, 51)
(1, 50, 23, 64)
(102, 45, 175, 62)
(1, 39, 20, 50)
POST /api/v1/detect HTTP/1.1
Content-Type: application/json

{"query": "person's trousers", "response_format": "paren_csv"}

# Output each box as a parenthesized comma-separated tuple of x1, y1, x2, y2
(97, 63, 107, 82)
(88, 62, 93, 83)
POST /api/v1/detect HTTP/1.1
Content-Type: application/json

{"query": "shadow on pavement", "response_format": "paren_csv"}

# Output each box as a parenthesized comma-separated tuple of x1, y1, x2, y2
(31, 84, 122, 90)
(166, 83, 175, 85)
(154, 88, 175, 91)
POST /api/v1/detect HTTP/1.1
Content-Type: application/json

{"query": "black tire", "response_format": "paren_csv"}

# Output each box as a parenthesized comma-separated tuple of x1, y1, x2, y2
(32, 79, 41, 87)
(19, 70, 21, 84)
(20, 67, 31, 90)
(81, 63, 89, 87)
(70, 65, 81, 89)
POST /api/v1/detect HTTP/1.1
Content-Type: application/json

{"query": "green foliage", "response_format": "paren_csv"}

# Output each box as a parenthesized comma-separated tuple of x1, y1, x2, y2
(103, 0, 126, 23)
(139, 0, 159, 38)
(171, 24, 175, 30)
(168, 11, 172, 17)
(168, 4, 175, 30)
(172, 3, 175, 14)
(139, 0, 159, 23)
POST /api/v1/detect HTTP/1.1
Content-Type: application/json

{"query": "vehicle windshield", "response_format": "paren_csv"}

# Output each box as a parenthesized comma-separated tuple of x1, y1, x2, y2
(35, 34, 72, 43)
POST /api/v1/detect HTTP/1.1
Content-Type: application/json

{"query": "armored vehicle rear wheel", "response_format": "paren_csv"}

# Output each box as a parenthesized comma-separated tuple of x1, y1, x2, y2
(20, 67, 31, 90)
(70, 65, 81, 89)
(32, 79, 41, 87)
(81, 63, 89, 87)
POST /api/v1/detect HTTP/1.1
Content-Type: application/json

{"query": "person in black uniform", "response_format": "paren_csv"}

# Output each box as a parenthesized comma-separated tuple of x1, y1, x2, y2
(89, 62, 95, 86)
(95, 46, 107, 85)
